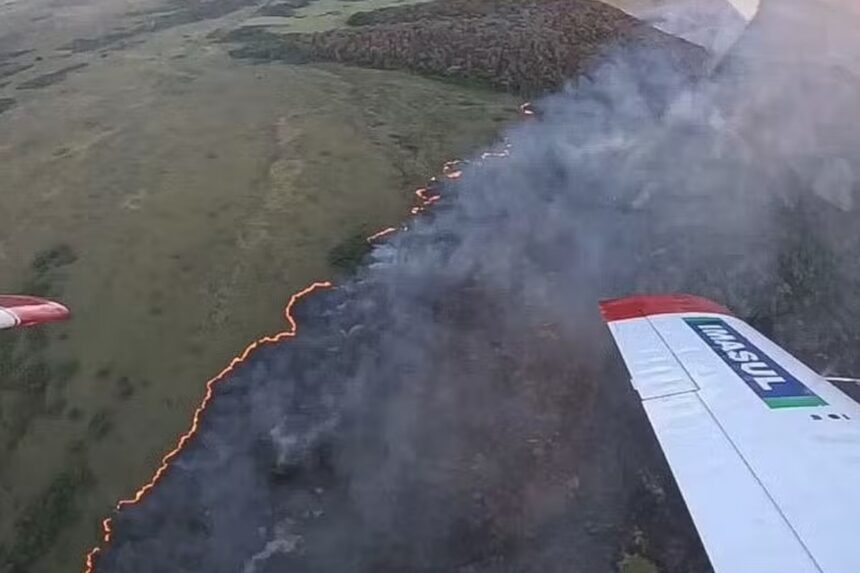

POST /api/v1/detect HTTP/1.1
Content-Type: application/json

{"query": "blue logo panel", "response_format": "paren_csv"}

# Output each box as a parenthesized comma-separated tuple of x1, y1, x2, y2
(684, 317, 826, 409)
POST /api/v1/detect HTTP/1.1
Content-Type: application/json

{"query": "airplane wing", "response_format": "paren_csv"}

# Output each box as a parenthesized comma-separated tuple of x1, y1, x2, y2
(600, 294, 860, 573)
(0, 295, 71, 330)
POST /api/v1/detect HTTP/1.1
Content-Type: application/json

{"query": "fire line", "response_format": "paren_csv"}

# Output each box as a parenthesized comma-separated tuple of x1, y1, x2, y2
(81, 173, 447, 573)
(81, 105, 525, 572)
(82, 280, 332, 572)
(366, 226, 398, 243)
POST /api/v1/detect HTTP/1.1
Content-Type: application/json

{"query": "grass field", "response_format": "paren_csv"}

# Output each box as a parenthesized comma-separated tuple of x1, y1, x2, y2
(0, 0, 517, 569)
(243, 0, 425, 32)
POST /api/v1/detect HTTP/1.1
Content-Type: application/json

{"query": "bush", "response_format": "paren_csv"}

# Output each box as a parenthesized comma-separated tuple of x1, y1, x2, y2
(328, 233, 372, 273)
(87, 408, 114, 440)
(31, 244, 78, 274)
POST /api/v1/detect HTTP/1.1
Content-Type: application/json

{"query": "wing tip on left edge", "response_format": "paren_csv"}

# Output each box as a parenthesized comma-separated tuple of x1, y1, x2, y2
(0, 295, 71, 328)
(599, 293, 733, 323)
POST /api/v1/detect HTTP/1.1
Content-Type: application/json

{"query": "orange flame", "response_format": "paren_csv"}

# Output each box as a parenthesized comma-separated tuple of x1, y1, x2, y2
(82, 281, 332, 572)
(80, 157, 463, 572)
(480, 150, 510, 159)
(409, 186, 443, 216)
(442, 160, 466, 180)
(366, 227, 398, 243)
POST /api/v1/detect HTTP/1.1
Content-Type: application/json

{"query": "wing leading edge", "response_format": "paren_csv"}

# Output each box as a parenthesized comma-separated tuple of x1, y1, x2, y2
(0, 295, 70, 330)
(600, 294, 860, 573)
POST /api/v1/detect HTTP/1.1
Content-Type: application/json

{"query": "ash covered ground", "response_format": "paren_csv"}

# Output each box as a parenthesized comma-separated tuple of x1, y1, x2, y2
(95, 2, 860, 571)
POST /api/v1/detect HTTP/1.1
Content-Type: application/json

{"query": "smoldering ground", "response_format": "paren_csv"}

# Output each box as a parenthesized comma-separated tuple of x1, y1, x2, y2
(95, 1, 860, 571)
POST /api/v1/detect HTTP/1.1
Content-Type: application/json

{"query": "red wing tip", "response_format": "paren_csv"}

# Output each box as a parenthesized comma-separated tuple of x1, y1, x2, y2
(0, 295, 71, 328)
(599, 294, 732, 322)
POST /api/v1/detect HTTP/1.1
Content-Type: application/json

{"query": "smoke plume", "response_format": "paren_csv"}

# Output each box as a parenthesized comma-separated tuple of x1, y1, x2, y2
(96, 1, 860, 571)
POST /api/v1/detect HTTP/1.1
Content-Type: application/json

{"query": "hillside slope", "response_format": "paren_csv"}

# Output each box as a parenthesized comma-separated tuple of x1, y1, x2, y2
(229, 0, 708, 94)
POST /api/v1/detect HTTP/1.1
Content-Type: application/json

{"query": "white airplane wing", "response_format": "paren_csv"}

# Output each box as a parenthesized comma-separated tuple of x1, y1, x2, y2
(0, 295, 70, 330)
(600, 294, 860, 573)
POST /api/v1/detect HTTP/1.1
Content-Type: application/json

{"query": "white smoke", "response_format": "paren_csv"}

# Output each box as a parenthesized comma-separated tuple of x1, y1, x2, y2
(95, 2, 860, 572)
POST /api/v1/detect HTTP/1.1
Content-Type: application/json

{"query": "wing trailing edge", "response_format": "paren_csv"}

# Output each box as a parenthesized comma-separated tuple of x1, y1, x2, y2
(601, 293, 860, 573)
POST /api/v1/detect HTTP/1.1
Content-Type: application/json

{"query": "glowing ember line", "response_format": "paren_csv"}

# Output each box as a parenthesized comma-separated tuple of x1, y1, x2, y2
(82, 281, 332, 572)
(415, 188, 440, 201)
(80, 140, 493, 572)
(411, 186, 442, 215)
(480, 150, 509, 159)
(367, 227, 398, 243)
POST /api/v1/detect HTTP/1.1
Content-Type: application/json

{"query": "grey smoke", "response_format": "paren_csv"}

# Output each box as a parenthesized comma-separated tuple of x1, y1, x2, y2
(632, 0, 750, 56)
(96, 1, 860, 572)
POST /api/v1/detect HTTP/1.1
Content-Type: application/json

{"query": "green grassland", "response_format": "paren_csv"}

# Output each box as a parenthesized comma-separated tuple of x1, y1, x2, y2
(0, 0, 517, 569)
